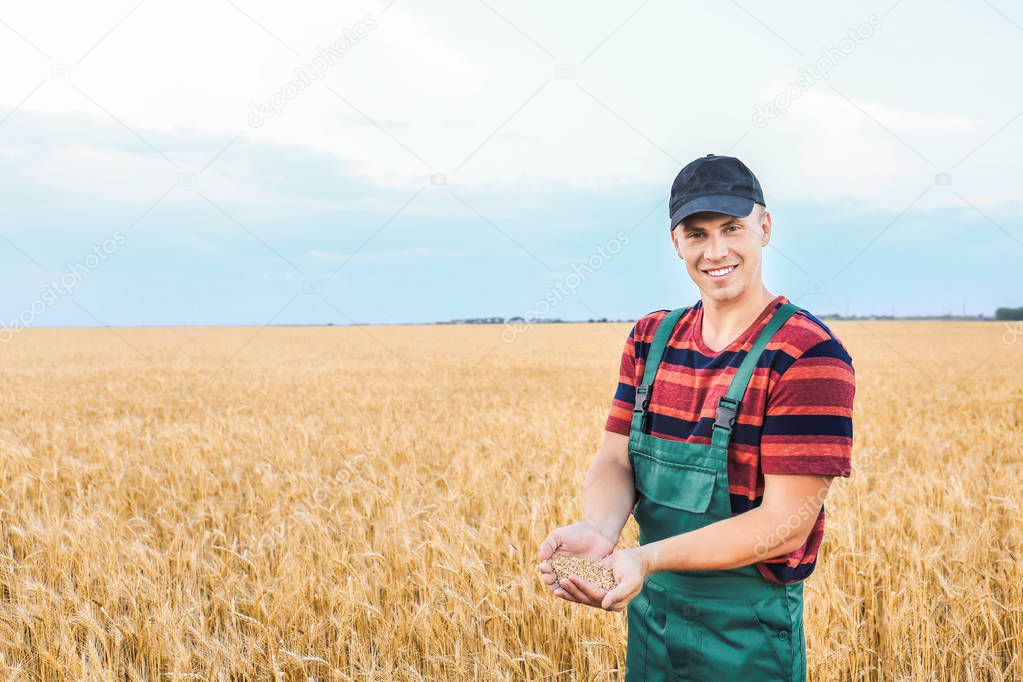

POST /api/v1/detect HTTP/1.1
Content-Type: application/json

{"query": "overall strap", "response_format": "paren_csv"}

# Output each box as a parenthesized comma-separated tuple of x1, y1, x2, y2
(631, 307, 690, 434)
(710, 301, 801, 450)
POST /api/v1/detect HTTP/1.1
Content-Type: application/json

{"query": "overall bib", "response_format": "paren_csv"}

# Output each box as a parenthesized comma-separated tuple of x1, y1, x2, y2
(625, 302, 807, 682)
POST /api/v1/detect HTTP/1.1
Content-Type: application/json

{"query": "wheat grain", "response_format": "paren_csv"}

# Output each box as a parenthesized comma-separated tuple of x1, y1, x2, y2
(550, 554, 617, 591)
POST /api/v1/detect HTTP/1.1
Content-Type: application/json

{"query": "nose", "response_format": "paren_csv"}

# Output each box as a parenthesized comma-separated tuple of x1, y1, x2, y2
(703, 232, 729, 263)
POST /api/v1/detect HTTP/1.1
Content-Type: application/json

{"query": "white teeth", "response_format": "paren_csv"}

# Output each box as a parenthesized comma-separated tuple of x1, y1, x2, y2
(706, 266, 735, 277)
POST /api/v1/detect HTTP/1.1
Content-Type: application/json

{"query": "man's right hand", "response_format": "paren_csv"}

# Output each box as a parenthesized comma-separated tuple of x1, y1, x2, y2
(536, 522, 616, 601)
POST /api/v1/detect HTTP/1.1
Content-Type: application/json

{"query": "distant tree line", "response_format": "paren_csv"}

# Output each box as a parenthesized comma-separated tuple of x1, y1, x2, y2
(995, 307, 1023, 320)
(439, 316, 624, 324)
(427, 308, 1022, 325)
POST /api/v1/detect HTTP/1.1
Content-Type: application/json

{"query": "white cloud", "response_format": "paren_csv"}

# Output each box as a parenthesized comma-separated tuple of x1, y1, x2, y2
(0, 1, 1020, 214)
(745, 90, 1015, 213)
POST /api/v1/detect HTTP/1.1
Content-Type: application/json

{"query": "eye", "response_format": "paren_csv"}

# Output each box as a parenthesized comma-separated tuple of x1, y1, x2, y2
(726, 224, 741, 232)
(686, 232, 703, 239)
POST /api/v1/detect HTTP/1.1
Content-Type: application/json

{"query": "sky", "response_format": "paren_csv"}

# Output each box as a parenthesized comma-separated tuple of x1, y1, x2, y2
(1, 0, 1021, 328)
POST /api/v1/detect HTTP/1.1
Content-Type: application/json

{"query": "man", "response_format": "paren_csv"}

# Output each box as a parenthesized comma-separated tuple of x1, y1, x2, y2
(536, 154, 855, 680)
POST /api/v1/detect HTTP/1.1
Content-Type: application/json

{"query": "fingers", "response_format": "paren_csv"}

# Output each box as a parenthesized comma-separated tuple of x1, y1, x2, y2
(569, 576, 607, 604)
(600, 582, 637, 612)
(537, 558, 557, 582)
(556, 577, 589, 604)
(601, 586, 623, 611)
(543, 571, 626, 611)
(552, 585, 575, 602)
(559, 576, 604, 607)
(538, 560, 565, 595)
(537, 533, 560, 561)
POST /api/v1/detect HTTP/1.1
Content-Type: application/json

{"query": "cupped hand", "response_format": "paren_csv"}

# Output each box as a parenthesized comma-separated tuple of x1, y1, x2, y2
(543, 546, 650, 612)
(596, 547, 648, 612)
(536, 521, 616, 603)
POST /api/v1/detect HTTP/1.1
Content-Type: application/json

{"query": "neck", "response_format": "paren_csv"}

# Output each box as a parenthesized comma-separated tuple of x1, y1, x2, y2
(699, 284, 776, 350)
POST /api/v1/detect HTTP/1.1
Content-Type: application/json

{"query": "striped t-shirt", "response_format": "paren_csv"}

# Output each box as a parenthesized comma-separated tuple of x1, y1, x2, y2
(605, 294, 855, 584)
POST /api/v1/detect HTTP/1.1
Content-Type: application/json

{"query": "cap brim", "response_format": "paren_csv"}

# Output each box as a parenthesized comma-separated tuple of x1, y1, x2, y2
(669, 195, 755, 230)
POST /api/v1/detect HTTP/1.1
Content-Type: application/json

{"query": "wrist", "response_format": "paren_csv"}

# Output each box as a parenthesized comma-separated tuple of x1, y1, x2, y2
(638, 542, 660, 575)
(583, 517, 620, 547)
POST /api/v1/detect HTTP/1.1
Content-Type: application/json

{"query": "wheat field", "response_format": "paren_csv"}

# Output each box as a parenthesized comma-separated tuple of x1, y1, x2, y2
(0, 319, 1020, 680)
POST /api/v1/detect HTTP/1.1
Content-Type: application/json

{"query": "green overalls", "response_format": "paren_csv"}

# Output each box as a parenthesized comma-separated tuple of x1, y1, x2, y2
(625, 301, 807, 682)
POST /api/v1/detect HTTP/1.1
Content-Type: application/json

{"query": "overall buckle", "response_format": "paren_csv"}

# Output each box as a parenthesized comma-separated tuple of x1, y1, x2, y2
(713, 397, 738, 432)
(633, 384, 651, 413)
(634, 384, 652, 433)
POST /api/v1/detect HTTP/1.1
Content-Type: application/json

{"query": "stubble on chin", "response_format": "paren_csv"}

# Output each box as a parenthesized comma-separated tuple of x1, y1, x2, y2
(703, 280, 746, 303)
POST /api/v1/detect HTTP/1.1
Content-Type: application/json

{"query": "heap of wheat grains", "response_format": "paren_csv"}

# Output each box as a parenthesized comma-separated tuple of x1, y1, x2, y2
(550, 554, 617, 591)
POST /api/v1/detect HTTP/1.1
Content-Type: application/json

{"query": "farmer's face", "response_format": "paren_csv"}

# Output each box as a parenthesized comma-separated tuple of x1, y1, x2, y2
(670, 205, 771, 304)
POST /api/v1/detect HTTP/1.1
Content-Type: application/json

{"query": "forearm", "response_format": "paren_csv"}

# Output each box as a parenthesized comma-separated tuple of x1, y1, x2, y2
(581, 453, 635, 545)
(639, 506, 807, 574)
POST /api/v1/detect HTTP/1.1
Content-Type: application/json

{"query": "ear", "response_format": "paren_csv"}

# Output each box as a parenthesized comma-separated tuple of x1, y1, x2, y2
(760, 209, 772, 246)
(670, 225, 684, 259)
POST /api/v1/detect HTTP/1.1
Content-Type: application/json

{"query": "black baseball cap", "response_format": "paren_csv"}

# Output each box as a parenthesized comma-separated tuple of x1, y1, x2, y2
(669, 154, 765, 230)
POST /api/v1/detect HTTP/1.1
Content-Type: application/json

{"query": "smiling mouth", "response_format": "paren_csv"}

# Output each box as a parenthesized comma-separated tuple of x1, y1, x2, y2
(702, 264, 738, 278)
